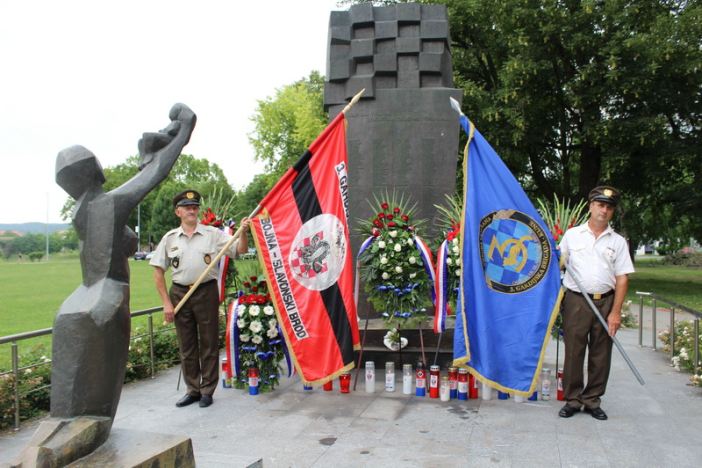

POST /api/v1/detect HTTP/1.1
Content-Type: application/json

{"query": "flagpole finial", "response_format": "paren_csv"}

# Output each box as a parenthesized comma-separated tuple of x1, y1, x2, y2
(449, 97, 464, 116)
(342, 88, 366, 115)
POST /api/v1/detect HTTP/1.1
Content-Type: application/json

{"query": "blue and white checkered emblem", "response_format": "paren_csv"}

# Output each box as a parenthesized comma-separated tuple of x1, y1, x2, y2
(479, 210, 551, 294)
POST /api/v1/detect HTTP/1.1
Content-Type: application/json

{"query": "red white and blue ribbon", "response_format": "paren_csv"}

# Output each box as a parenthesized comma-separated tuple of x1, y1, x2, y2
(217, 221, 236, 303)
(354, 235, 376, 308)
(225, 297, 241, 379)
(413, 235, 436, 306)
(434, 239, 449, 333)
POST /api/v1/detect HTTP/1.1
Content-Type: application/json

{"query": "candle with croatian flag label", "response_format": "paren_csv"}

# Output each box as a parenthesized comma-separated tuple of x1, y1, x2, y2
(415, 361, 426, 397)
(429, 365, 440, 398)
(457, 368, 469, 400)
(248, 367, 259, 395)
(448, 367, 458, 399)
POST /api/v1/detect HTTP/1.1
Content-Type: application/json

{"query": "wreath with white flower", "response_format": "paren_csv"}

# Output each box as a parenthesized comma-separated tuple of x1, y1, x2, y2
(357, 191, 434, 336)
(228, 276, 291, 393)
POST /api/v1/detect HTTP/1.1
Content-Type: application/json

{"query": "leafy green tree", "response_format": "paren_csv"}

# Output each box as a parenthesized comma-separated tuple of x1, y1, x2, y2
(248, 71, 327, 180)
(430, 0, 702, 252)
(61, 154, 236, 245)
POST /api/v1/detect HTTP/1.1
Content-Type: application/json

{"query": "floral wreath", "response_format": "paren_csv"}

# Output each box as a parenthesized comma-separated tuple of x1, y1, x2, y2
(224, 275, 293, 393)
(357, 191, 436, 337)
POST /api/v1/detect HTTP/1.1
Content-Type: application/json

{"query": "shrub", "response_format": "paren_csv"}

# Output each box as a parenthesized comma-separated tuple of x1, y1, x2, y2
(1, 312, 228, 430)
(662, 252, 702, 267)
(28, 251, 44, 262)
(0, 345, 52, 430)
(658, 319, 702, 387)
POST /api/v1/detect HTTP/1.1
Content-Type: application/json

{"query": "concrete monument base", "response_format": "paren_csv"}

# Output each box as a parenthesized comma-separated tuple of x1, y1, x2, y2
(67, 429, 195, 468)
(6, 418, 194, 468)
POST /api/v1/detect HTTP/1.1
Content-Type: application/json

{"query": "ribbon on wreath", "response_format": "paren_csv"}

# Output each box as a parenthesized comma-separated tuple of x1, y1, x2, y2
(434, 239, 449, 333)
(225, 295, 241, 379)
(217, 221, 236, 303)
(354, 235, 376, 308)
(413, 235, 436, 306)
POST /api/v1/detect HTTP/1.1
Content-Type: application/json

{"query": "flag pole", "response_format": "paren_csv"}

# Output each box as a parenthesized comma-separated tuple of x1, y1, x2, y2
(341, 88, 365, 115)
(564, 264, 645, 385)
(173, 204, 261, 315)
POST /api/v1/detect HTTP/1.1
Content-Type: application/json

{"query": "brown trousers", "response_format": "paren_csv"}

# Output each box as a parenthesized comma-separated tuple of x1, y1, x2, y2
(170, 281, 220, 397)
(562, 290, 615, 410)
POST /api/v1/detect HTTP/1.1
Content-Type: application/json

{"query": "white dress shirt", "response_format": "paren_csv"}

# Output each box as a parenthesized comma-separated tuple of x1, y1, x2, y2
(150, 223, 240, 285)
(559, 222, 635, 294)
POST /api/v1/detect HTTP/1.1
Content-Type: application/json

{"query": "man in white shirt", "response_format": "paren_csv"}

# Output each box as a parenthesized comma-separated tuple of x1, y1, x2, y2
(558, 186, 635, 420)
(151, 189, 250, 408)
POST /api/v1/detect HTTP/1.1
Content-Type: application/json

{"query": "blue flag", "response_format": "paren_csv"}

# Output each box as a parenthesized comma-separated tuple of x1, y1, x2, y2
(453, 115, 562, 396)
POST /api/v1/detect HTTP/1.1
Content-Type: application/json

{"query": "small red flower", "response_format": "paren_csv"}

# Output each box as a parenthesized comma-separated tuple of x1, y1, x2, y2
(373, 219, 383, 228)
(401, 214, 409, 222)
(378, 212, 385, 219)
(393, 207, 400, 214)
(381, 202, 389, 210)
(243, 281, 251, 288)
(388, 221, 397, 227)
(250, 276, 258, 282)
(387, 214, 394, 221)
(372, 228, 381, 237)
(252, 286, 259, 292)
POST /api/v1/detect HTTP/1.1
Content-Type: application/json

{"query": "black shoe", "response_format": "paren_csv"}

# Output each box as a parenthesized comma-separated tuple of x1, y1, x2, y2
(175, 394, 201, 408)
(199, 395, 213, 408)
(584, 407, 608, 420)
(558, 404, 580, 418)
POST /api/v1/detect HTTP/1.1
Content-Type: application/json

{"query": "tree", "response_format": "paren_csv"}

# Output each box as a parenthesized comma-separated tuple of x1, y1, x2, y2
(434, 0, 702, 250)
(61, 154, 236, 245)
(248, 71, 328, 181)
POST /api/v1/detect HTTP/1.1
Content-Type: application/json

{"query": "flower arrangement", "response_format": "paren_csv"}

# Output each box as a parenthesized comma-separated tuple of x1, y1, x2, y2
(535, 194, 588, 242)
(357, 191, 433, 336)
(230, 276, 289, 392)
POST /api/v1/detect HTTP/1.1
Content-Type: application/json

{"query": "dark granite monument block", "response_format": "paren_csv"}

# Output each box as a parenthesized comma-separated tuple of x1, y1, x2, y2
(325, 3, 461, 319)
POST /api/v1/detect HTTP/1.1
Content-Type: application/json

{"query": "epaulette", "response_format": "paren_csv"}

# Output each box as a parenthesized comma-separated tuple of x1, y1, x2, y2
(164, 228, 180, 237)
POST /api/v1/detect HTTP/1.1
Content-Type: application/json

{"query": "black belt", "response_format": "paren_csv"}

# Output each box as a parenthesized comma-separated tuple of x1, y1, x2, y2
(568, 289, 614, 300)
(172, 279, 216, 290)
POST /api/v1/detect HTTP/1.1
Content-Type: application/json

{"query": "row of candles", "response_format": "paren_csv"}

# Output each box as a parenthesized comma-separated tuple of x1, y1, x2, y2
(224, 358, 563, 401)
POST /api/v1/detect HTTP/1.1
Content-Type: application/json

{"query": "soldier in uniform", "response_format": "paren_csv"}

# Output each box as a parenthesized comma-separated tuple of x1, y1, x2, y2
(151, 189, 251, 408)
(558, 186, 635, 421)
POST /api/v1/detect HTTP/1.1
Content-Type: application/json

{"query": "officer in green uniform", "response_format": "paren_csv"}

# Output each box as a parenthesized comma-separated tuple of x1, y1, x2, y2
(151, 190, 250, 408)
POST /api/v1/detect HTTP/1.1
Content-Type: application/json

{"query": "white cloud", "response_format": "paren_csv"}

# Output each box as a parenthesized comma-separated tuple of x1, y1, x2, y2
(0, 0, 341, 223)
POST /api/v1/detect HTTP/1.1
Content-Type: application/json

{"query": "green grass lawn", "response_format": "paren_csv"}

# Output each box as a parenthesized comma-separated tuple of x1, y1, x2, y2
(0, 255, 699, 369)
(628, 262, 702, 312)
(0, 257, 164, 369)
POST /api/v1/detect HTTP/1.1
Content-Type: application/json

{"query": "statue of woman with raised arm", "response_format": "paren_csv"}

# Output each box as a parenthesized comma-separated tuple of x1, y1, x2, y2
(50, 104, 196, 426)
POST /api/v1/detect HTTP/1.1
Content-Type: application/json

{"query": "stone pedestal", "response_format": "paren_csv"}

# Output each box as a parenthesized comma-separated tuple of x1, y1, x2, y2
(7, 418, 194, 468)
(68, 429, 194, 468)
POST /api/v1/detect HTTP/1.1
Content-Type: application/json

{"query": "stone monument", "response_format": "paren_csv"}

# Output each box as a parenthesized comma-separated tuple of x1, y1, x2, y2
(10, 104, 197, 467)
(325, 2, 462, 319)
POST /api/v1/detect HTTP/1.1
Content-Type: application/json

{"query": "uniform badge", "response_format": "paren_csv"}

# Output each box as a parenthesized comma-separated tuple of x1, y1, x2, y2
(204, 254, 211, 265)
(171, 257, 180, 269)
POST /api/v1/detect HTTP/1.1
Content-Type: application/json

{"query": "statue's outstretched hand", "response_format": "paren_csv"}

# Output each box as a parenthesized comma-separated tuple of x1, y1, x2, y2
(138, 103, 197, 170)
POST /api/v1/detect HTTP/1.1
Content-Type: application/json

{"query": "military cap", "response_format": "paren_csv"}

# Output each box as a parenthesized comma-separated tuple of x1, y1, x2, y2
(588, 186, 620, 206)
(173, 189, 201, 207)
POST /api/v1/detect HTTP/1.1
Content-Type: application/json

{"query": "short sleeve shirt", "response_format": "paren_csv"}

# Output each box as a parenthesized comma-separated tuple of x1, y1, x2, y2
(150, 223, 240, 285)
(559, 222, 635, 294)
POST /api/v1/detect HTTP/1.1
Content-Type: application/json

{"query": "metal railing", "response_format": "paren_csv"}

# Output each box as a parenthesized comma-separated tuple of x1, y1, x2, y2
(636, 291, 701, 373)
(0, 306, 167, 432)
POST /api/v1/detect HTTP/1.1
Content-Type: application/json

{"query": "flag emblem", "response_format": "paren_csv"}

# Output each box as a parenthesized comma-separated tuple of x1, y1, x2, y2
(479, 210, 551, 294)
(290, 213, 348, 291)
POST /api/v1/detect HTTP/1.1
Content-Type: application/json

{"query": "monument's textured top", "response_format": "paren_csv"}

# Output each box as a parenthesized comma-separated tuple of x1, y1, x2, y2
(325, 3, 453, 109)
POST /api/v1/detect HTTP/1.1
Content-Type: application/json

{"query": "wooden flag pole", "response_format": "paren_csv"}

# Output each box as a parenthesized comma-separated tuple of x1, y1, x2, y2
(341, 88, 365, 115)
(173, 205, 261, 315)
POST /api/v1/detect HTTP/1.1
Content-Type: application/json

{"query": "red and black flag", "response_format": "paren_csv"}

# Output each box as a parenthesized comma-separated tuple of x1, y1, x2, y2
(250, 112, 360, 385)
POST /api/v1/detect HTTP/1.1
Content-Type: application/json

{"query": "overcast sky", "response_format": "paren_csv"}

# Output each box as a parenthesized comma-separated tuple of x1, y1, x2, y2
(0, 0, 342, 224)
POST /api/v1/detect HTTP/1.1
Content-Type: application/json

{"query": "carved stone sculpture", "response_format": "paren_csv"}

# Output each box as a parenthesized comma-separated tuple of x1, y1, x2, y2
(10, 104, 196, 467)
